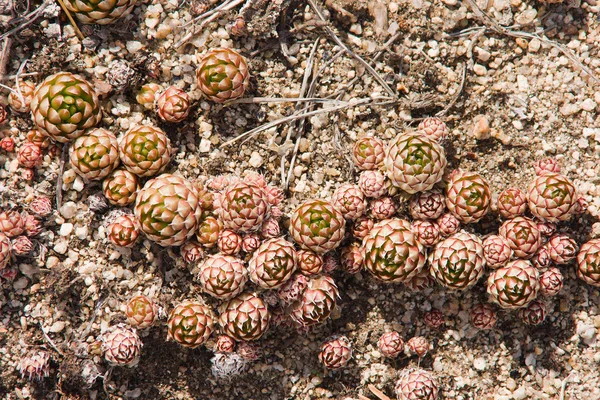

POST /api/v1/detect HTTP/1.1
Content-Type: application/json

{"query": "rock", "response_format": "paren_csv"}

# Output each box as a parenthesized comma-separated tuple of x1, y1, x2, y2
(472, 116, 490, 140)
(249, 152, 263, 168)
(59, 223, 73, 236)
(50, 321, 65, 333)
(60, 202, 77, 219)
(473, 357, 487, 371)
(126, 41, 143, 53)
(581, 99, 597, 112)
(576, 321, 596, 344)
(560, 103, 580, 116)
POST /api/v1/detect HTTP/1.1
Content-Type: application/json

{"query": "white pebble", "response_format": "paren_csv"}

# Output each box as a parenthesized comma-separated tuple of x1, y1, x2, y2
(199, 138, 211, 153)
(73, 176, 85, 192)
(50, 321, 65, 333)
(249, 152, 263, 168)
(473, 357, 487, 371)
(75, 225, 89, 240)
(576, 321, 597, 344)
(53, 240, 68, 255)
(59, 223, 74, 236)
(126, 41, 143, 53)
(60, 201, 77, 219)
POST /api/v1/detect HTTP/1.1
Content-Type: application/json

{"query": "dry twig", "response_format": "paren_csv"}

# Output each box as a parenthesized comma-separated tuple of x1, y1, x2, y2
(175, 0, 245, 48)
(282, 37, 320, 188)
(56, 144, 68, 210)
(307, 0, 397, 100)
(221, 97, 392, 148)
(368, 384, 392, 400)
(54, 0, 85, 41)
(462, 0, 599, 85)
(39, 322, 66, 357)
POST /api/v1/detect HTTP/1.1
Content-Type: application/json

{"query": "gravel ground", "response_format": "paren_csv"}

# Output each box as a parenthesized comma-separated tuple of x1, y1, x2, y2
(2, 0, 600, 399)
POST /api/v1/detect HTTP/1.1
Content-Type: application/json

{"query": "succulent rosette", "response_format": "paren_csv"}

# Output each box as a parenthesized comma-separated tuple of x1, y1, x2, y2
(482, 235, 512, 269)
(331, 183, 366, 220)
(527, 173, 578, 222)
(540, 267, 563, 296)
(125, 295, 158, 329)
(196, 216, 223, 247)
(136, 83, 161, 110)
(289, 199, 345, 254)
(0, 210, 24, 238)
(8, 80, 35, 113)
(218, 292, 270, 341)
(429, 231, 486, 290)
(352, 136, 385, 170)
(339, 242, 364, 274)
(297, 249, 324, 276)
(362, 218, 426, 283)
(319, 336, 352, 369)
(248, 237, 297, 289)
(576, 239, 600, 286)
(445, 170, 491, 223)
(134, 174, 203, 246)
(199, 254, 248, 300)
(64, 0, 137, 24)
(290, 275, 339, 326)
(358, 170, 388, 198)
(167, 300, 215, 348)
(498, 216, 542, 259)
(487, 260, 540, 309)
(102, 169, 140, 206)
(107, 214, 140, 247)
(384, 132, 447, 194)
(409, 190, 445, 220)
(395, 369, 439, 400)
(547, 234, 578, 264)
(119, 125, 172, 177)
(70, 128, 120, 180)
(378, 331, 404, 358)
(418, 117, 448, 142)
(217, 182, 270, 233)
(156, 86, 190, 123)
(470, 303, 498, 330)
(30, 72, 102, 143)
(196, 48, 250, 102)
(517, 299, 546, 325)
(101, 324, 142, 367)
(496, 187, 527, 219)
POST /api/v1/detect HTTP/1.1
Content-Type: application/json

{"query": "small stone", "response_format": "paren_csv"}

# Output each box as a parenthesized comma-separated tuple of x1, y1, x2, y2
(199, 138, 211, 153)
(73, 177, 85, 192)
(581, 99, 597, 112)
(516, 9, 537, 25)
(60, 201, 77, 219)
(249, 151, 263, 168)
(13, 277, 28, 290)
(528, 39, 541, 53)
(560, 103, 580, 116)
(53, 240, 68, 255)
(59, 223, 73, 236)
(576, 321, 596, 344)
(476, 47, 491, 62)
(75, 225, 89, 240)
(473, 357, 487, 371)
(517, 75, 529, 91)
(126, 41, 143, 53)
(50, 321, 65, 333)
(473, 64, 487, 76)
(472, 116, 490, 140)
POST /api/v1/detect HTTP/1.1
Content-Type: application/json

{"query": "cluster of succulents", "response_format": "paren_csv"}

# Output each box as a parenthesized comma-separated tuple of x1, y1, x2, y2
(0, 201, 51, 277)
(3, 28, 599, 399)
